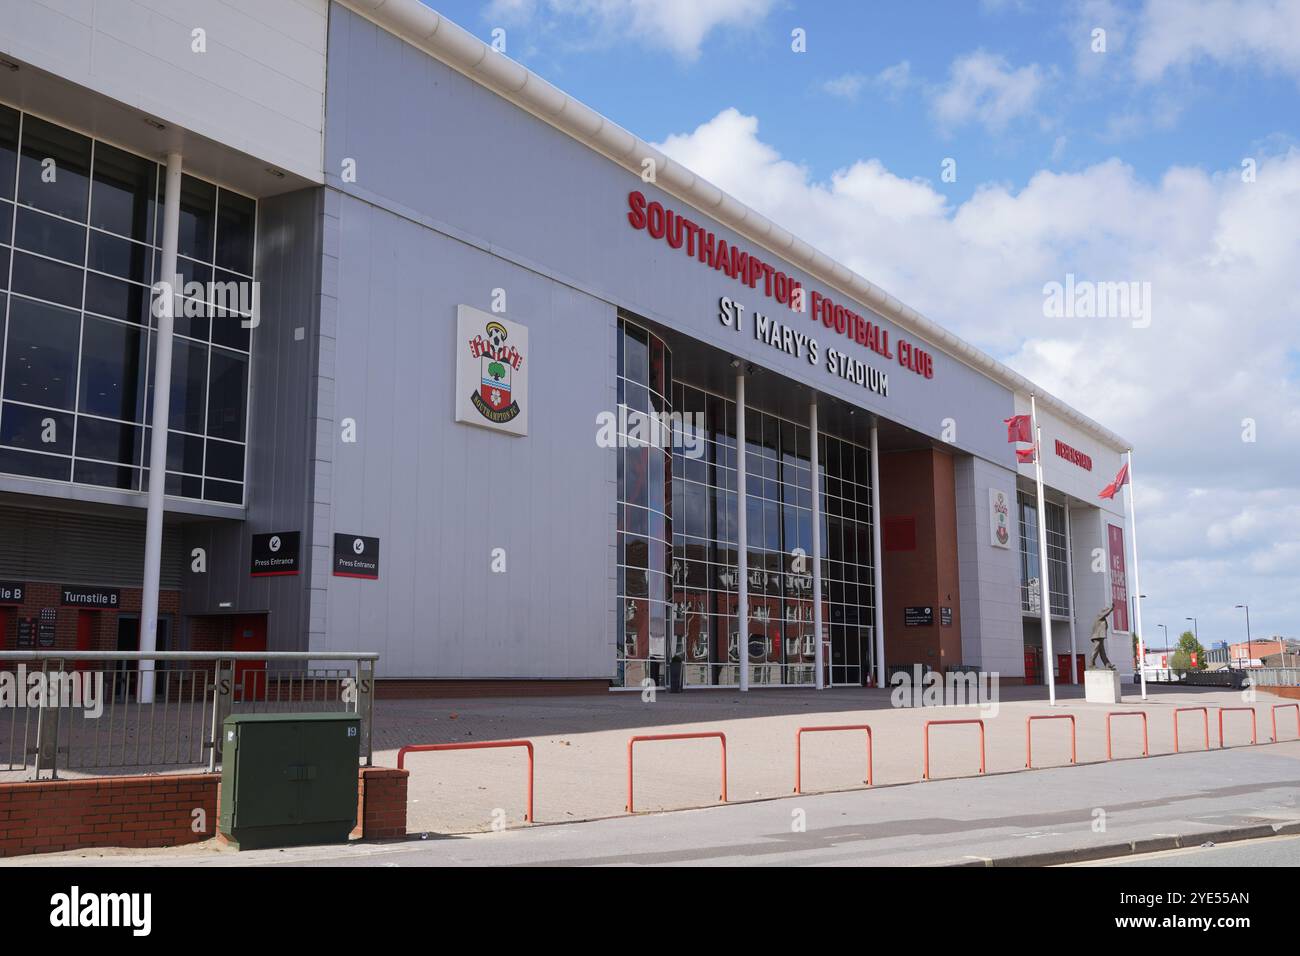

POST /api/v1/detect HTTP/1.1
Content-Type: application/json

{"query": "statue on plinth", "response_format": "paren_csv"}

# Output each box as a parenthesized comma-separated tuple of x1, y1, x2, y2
(1088, 606, 1115, 669)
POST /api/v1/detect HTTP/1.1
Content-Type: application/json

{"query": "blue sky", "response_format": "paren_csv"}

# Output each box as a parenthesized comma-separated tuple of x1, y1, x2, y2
(423, 1, 1300, 648)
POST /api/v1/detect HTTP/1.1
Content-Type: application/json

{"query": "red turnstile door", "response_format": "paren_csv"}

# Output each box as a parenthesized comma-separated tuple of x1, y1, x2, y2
(232, 615, 268, 701)
(75, 610, 96, 672)
(1023, 648, 1039, 685)
(1056, 653, 1074, 684)
(1075, 654, 1086, 683)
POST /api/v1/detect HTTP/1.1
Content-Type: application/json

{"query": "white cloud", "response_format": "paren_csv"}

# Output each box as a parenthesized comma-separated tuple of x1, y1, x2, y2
(822, 62, 912, 102)
(1133, 0, 1300, 82)
(656, 109, 1300, 640)
(485, 0, 778, 60)
(931, 51, 1047, 132)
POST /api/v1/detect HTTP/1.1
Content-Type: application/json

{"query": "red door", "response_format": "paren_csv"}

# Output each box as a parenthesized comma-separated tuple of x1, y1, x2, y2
(1075, 654, 1086, 683)
(75, 611, 97, 672)
(1057, 653, 1074, 684)
(1023, 648, 1039, 685)
(232, 615, 267, 701)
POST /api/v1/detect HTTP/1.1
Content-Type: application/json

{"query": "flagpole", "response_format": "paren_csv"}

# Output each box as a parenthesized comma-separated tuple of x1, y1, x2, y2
(1125, 449, 1147, 701)
(1030, 395, 1056, 706)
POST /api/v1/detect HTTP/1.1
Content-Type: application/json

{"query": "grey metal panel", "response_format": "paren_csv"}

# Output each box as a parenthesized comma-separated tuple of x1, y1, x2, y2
(312, 194, 614, 679)
(182, 187, 325, 651)
(0, 504, 184, 588)
(954, 455, 1023, 676)
(324, 5, 1016, 467)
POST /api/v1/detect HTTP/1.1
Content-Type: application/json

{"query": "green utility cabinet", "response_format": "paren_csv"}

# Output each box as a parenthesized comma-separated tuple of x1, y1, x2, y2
(219, 712, 360, 850)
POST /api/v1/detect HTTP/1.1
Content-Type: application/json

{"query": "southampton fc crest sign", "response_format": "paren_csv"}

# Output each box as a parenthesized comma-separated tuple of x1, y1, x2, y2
(454, 305, 529, 436)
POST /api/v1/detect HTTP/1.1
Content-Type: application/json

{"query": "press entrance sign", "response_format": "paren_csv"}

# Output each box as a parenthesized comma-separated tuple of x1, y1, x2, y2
(333, 534, 380, 580)
(250, 532, 301, 577)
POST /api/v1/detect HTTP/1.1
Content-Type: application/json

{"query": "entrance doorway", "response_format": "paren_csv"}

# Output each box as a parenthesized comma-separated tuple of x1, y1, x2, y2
(233, 614, 267, 701)
(75, 610, 97, 672)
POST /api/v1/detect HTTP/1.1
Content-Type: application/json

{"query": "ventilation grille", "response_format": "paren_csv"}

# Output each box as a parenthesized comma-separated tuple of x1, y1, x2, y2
(0, 505, 183, 588)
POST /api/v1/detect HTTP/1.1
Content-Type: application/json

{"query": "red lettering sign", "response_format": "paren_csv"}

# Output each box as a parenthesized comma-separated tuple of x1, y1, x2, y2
(1054, 439, 1093, 471)
(1108, 524, 1129, 632)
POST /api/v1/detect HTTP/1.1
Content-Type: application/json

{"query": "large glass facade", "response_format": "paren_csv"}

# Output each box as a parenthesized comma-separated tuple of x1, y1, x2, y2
(0, 103, 255, 505)
(615, 315, 876, 689)
(1018, 492, 1069, 617)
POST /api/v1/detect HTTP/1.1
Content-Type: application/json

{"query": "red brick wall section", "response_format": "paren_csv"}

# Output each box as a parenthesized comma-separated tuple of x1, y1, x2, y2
(0, 773, 219, 858)
(354, 767, 409, 839)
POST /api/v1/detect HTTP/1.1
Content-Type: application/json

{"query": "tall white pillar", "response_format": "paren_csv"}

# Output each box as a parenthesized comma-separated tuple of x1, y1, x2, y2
(809, 400, 824, 689)
(870, 423, 886, 689)
(1030, 395, 1057, 705)
(139, 151, 183, 705)
(1064, 503, 1079, 684)
(735, 373, 749, 692)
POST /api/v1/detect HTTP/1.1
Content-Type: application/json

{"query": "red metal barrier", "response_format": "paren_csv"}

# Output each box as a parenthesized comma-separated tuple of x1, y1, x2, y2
(397, 740, 534, 822)
(1025, 714, 1077, 768)
(794, 724, 873, 794)
(1105, 711, 1149, 759)
(922, 719, 985, 780)
(1217, 707, 1257, 748)
(626, 732, 727, 813)
(1273, 703, 1300, 743)
(1173, 706, 1210, 752)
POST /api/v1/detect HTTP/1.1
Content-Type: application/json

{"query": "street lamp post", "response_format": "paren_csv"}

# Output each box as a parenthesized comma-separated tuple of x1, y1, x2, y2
(1235, 604, 1251, 669)
(1157, 624, 1168, 673)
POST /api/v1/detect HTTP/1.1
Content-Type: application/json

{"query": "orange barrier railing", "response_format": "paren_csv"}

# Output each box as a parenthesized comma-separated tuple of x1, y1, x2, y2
(794, 725, 873, 793)
(397, 740, 535, 822)
(1217, 707, 1258, 748)
(1025, 714, 1077, 768)
(922, 719, 985, 780)
(1273, 703, 1300, 744)
(1106, 711, 1149, 759)
(626, 732, 727, 813)
(1173, 706, 1210, 752)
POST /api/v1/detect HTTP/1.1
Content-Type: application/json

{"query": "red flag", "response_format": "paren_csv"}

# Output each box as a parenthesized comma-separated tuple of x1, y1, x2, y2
(1004, 415, 1032, 443)
(1098, 462, 1130, 499)
(1016, 447, 1036, 464)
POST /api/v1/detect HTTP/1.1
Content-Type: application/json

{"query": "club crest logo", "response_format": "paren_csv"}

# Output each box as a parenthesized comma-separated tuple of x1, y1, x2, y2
(455, 306, 529, 436)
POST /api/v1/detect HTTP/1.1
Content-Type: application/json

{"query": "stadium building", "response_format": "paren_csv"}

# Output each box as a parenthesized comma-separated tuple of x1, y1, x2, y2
(0, 0, 1138, 693)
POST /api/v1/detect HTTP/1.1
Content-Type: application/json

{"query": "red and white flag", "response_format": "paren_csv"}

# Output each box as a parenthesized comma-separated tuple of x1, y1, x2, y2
(1004, 414, 1032, 443)
(1016, 446, 1037, 464)
(1098, 462, 1130, 499)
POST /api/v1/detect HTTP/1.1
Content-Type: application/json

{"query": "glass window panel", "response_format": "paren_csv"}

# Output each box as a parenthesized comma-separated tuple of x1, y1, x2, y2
(17, 116, 92, 221)
(0, 199, 12, 244)
(90, 143, 156, 243)
(203, 477, 242, 504)
(88, 231, 152, 284)
(73, 459, 137, 490)
(3, 297, 80, 408)
(78, 316, 146, 420)
(209, 269, 252, 351)
(0, 445, 70, 481)
(623, 323, 647, 385)
(0, 246, 8, 292)
(215, 190, 255, 274)
(84, 272, 149, 324)
(204, 438, 244, 482)
(206, 347, 248, 442)
(11, 250, 82, 308)
(75, 415, 142, 465)
(162, 472, 203, 499)
(141, 428, 204, 475)
(176, 175, 216, 262)
(0, 104, 17, 201)
(144, 334, 207, 433)
(0, 402, 74, 453)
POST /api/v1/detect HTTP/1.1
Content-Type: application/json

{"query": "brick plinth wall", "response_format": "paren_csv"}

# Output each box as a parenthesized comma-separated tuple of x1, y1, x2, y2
(354, 767, 409, 839)
(0, 766, 409, 857)
(0, 773, 219, 858)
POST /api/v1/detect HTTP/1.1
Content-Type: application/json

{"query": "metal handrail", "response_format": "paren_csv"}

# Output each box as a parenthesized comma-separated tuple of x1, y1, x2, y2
(922, 718, 985, 780)
(794, 724, 873, 793)
(1217, 707, 1257, 748)
(1025, 714, 1077, 768)
(398, 740, 535, 823)
(1105, 711, 1149, 759)
(1173, 706, 1210, 752)
(626, 732, 727, 813)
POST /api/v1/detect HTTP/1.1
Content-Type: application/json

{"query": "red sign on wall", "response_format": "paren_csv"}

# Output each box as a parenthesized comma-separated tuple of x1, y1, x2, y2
(1108, 523, 1129, 632)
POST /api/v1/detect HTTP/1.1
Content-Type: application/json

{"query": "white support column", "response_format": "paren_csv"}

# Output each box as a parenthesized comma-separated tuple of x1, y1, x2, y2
(1126, 449, 1147, 700)
(1064, 503, 1079, 684)
(1030, 395, 1057, 706)
(810, 399, 824, 690)
(735, 373, 749, 692)
(870, 422, 886, 689)
(139, 151, 182, 705)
